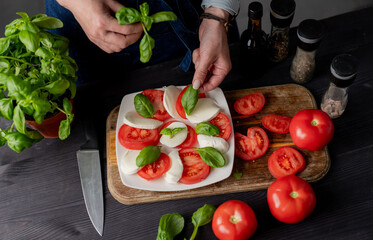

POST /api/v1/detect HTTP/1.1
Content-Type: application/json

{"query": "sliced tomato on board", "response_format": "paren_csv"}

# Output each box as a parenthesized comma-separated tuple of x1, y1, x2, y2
(234, 93, 265, 115)
(137, 153, 171, 180)
(118, 124, 160, 150)
(142, 89, 171, 121)
(235, 126, 269, 161)
(262, 114, 292, 134)
(178, 148, 210, 184)
(209, 112, 232, 141)
(160, 121, 197, 148)
(268, 146, 306, 178)
(176, 85, 206, 119)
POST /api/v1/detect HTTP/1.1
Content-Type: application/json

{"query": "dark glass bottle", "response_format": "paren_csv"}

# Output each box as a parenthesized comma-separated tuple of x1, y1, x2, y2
(239, 1, 267, 79)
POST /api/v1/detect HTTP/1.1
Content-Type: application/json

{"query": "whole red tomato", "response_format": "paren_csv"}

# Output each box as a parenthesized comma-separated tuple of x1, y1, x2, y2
(289, 109, 334, 151)
(267, 175, 316, 224)
(212, 200, 257, 240)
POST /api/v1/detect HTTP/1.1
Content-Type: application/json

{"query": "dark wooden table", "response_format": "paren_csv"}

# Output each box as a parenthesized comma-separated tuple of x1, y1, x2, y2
(1, 7, 373, 240)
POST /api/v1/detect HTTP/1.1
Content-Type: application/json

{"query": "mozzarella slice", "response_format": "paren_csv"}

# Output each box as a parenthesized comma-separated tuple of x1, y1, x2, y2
(119, 150, 142, 174)
(164, 150, 183, 183)
(160, 122, 188, 147)
(197, 135, 229, 154)
(186, 98, 220, 124)
(163, 85, 181, 119)
(123, 111, 163, 129)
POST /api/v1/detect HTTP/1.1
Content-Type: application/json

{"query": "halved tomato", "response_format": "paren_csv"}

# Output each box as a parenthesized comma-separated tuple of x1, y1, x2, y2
(175, 85, 206, 119)
(160, 121, 197, 148)
(262, 114, 292, 134)
(234, 93, 265, 115)
(142, 89, 171, 121)
(178, 148, 210, 184)
(235, 127, 269, 161)
(268, 146, 306, 178)
(137, 153, 171, 180)
(118, 124, 160, 150)
(209, 112, 232, 141)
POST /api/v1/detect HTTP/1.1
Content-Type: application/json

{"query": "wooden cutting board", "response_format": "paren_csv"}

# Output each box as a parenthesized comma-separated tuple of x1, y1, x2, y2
(106, 84, 330, 205)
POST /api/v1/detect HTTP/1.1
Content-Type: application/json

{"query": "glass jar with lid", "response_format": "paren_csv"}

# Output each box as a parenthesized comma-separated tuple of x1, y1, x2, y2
(267, 0, 296, 62)
(290, 19, 324, 83)
(321, 54, 358, 119)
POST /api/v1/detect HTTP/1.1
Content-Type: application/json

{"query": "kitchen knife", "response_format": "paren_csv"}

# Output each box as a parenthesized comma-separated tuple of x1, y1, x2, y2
(77, 119, 104, 236)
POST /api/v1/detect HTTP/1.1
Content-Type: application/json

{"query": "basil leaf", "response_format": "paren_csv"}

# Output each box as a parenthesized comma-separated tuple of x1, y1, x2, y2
(116, 7, 142, 25)
(151, 12, 177, 23)
(35, 47, 53, 59)
(156, 213, 184, 240)
(0, 59, 10, 70)
(53, 39, 69, 55)
(22, 22, 39, 34)
(160, 127, 186, 139)
(233, 171, 243, 179)
(5, 18, 23, 36)
(134, 93, 154, 117)
(181, 86, 198, 116)
(139, 33, 154, 63)
(142, 16, 153, 31)
(4, 131, 38, 153)
(69, 81, 77, 99)
(136, 145, 161, 167)
(195, 122, 220, 136)
(32, 97, 51, 124)
(58, 118, 71, 140)
(39, 32, 54, 48)
(16, 12, 30, 22)
(0, 131, 6, 147)
(190, 204, 216, 240)
(0, 98, 14, 120)
(19, 30, 39, 52)
(140, 2, 150, 16)
(63, 97, 72, 114)
(13, 105, 26, 134)
(32, 16, 63, 29)
(44, 79, 70, 95)
(25, 129, 43, 140)
(160, 128, 172, 136)
(196, 147, 226, 168)
(0, 37, 11, 55)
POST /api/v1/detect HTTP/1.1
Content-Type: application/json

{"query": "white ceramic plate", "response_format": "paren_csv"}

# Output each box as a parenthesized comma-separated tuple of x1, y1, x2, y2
(116, 86, 234, 192)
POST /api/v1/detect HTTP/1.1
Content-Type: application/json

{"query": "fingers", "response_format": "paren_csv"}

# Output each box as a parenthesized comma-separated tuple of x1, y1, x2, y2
(192, 50, 213, 91)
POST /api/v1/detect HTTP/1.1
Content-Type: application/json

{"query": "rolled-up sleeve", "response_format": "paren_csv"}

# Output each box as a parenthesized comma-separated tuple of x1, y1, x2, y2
(201, 0, 240, 16)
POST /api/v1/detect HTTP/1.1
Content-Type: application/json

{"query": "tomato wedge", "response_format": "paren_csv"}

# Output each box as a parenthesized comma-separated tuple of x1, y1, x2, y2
(235, 126, 269, 161)
(268, 146, 306, 178)
(142, 89, 171, 121)
(262, 114, 292, 134)
(137, 153, 171, 180)
(234, 93, 265, 115)
(209, 112, 232, 141)
(175, 85, 206, 119)
(160, 121, 197, 148)
(178, 148, 210, 184)
(118, 124, 160, 150)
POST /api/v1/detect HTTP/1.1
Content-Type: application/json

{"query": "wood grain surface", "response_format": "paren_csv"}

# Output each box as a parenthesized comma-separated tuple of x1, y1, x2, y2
(106, 84, 330, 205)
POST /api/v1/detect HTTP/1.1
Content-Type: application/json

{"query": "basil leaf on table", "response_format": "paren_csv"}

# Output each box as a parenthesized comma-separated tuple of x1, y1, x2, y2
(195, 122, 220, 136)
(151, 12, 177, 23)
(115, 7, 142, 25)
(134, 93, 154, 118)
(190, 204, 216, 240)
(181, 86, 199, 116)
(136, 145, 161, 167)
(4, 131, 39, 153)
(160, 127, 186, 139)
(156, 213, 184, 240)
(196, 147, 226, 168)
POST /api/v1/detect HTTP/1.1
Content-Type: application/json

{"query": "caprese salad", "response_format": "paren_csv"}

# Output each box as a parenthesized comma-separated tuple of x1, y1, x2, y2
(116, 85, 233, 188)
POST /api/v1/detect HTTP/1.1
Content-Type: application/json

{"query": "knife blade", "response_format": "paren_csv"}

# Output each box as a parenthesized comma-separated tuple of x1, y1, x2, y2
(77, 119, 104, 236)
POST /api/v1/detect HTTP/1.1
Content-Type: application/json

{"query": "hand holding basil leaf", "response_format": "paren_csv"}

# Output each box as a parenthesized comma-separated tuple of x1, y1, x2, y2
(195, 122, 220, 136)
(134, 93, 154, 118)
(196, 147, 226, 168)
(156, 213, 184, 240)
(136, 145, 161, 167)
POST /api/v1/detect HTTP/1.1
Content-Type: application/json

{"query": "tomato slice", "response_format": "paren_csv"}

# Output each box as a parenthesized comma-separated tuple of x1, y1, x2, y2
(268, 146, 306, 178)
(234, 93, 265, 115)
(137, 153, 171, 180)
(178, 148, 210, 184)
(175, 85, 206, 119)
(118, 124, 160, 150)
(262, 114, 292, 134)
(160, 121, 197, 148)
(234, 127, 269, 161)
(142, 89, 171, 121)
(209, 112, 232, 141)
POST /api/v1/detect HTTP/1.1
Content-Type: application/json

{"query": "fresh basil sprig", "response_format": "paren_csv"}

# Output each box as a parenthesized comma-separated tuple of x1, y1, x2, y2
(190, 204, 216, 240)
(134, 93, 154, 118)
(160, 127, 185, 139)
(195, 122, 220, 136)
(156, 213, 184, 240)
(116, 2, 177, 63)
(136, 145, 161, 167)
(181, 86, 199, 116)
(196, 147, 226, 168)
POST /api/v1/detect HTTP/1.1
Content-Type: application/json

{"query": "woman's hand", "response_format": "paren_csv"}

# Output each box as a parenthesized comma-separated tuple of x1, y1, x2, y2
(192, 7, 232, 93)
(57, 0, 143, 53)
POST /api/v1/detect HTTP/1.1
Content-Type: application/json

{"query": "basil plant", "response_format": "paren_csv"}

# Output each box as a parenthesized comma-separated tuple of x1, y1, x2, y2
(0, 12, 78, 153)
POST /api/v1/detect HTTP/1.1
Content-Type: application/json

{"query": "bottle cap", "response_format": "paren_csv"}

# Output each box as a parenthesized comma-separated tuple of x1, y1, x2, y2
(270, 0, 296, 27)
(248, 2, 263, 20)
(330, 54, 358, 87)
(297, 19, 324, 44)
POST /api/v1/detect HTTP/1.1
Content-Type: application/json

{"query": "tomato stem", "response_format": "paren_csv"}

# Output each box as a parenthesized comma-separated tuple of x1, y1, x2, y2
(290, 191, 298, 198)
(311, 120, 318, 126)
(230, 215, 240, 224)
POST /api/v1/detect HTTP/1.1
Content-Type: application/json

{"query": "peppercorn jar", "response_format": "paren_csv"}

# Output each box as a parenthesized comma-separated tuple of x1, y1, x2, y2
(267, 0, 296, 62)
(321, 54, 358, 119)
(290, 19, 324, 83)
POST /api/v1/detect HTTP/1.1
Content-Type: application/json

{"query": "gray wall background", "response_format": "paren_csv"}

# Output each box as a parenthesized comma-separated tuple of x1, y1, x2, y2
(1, 0, 373, 37)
